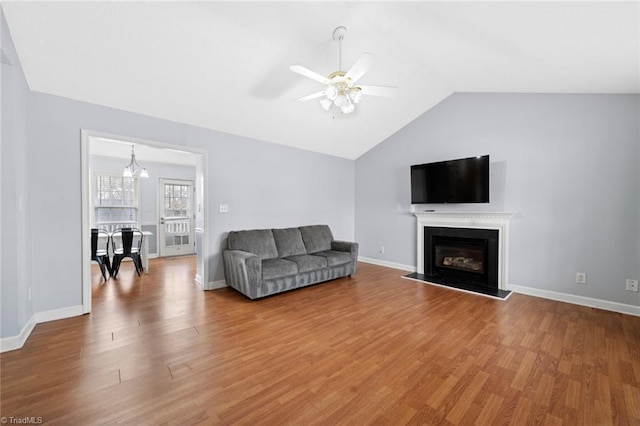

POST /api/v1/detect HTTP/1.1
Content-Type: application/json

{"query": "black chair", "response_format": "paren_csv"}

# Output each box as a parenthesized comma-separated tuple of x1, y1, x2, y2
(91, 228, 111, 281)
(110, 228, 143, 278)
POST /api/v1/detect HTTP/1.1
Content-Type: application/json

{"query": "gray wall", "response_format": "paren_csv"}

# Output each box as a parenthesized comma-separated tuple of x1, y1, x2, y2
(90, 155, 197, 255)
(355, 93, 640, 306)
(1, 9, 33, 338)
(24, 91, 354, 316)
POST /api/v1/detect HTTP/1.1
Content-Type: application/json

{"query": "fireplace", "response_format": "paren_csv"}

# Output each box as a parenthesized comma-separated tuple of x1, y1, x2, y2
(406, 212, 512, 299)
(424, 227, 498, 290)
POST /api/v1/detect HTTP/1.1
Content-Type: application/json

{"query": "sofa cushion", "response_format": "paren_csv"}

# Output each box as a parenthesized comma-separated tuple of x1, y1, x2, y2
(262, 258, 298, 280)
(299, 225, 334, 254)
(228, 229, 278, 260)
(315, 250, 353, 267)
(272, 228, 307, 258)
(284, 254, 328, 273)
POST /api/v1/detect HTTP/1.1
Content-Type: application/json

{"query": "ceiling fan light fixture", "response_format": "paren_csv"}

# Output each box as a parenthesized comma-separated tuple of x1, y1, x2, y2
(334, 94, 348, 108)
(290, 26, 396, 116)
(325, 85, 338, 100)
(341, 102, 355, 114)
(350, 88, 362, 104)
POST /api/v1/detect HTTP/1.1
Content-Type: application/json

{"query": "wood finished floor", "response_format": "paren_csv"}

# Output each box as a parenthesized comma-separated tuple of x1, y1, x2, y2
(1, 257, 639, 425)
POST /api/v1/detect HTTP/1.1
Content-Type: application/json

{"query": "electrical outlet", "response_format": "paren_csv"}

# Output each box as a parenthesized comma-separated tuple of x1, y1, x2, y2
(379, 246, 385, 254)
(626, 279, 639, 292)
(219, 204, 229, 213)
(576, 272, 587, 284)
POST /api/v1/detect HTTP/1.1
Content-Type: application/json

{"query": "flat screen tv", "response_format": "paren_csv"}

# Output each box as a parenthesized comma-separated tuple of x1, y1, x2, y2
(411, 155, 489, 204)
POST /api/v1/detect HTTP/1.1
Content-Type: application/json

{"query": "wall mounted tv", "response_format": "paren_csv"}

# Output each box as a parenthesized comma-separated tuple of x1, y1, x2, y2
(411, 155, 490, 204)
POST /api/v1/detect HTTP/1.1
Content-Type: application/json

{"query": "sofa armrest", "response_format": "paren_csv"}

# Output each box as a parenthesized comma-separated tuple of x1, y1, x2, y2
(332, 240, 356, 253)
(222, 249, 262, 299)
(331, 240, 359, 274)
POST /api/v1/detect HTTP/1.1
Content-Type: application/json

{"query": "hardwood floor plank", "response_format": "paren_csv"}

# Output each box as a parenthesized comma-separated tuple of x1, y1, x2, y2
(508, 397, 533, 425)
(472, 392, 503, 425)
(1, 258, 639, 424)
(444, 370, 489, 424)
(623, 383, 640, 420)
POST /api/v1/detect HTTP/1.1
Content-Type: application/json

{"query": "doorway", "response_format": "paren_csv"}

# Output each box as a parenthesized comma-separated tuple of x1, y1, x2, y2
(81, 130, 209, 314)
(159, 178, 195, 257)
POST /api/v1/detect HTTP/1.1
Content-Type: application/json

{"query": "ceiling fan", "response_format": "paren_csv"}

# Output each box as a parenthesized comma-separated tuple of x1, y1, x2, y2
(289, 26, 397, 115)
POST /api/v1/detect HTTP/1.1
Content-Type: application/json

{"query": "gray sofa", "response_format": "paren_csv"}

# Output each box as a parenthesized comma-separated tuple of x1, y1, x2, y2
(222, 225, 358, 299)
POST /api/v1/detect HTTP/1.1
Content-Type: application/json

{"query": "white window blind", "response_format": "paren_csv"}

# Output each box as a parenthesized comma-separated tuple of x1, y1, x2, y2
(93, 174, 139, 232)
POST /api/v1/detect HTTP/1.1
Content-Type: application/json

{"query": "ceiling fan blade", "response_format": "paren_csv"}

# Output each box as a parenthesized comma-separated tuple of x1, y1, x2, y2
(358, 85, 397, 97)
(289, 65, 330, 85)
(295, 91, 326, 102)
(345, 52, 374, 84)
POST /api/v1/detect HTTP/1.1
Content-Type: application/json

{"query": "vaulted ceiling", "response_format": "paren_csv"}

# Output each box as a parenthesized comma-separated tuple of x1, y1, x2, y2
(3, 1, 638, 159)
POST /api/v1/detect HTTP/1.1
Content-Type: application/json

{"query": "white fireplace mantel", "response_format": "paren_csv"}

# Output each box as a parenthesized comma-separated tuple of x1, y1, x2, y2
(414, 211, 513, 289)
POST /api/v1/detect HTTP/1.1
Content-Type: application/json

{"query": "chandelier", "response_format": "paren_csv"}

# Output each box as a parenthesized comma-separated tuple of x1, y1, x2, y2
(123, 145, 148, 178)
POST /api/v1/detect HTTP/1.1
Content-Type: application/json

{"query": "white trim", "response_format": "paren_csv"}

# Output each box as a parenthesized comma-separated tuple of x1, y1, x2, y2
(413, 211, 512, 290)
(81, 131, 92, 313)
(195, 274, 203, 289)
(199, 153, 209, 288)
(508, 284, 640, 317)
(358, 256, 415, 272)
(401, 275, 513, 301)
(0, 315, 36, 353)
(148, 253, 159, 259)
(34, 304, 84, 323)
(0, 305, 84, 353)
(207, 280, 228, 290)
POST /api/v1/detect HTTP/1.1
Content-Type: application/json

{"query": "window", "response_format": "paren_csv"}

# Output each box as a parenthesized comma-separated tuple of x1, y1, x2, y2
(93, 173, 139, 232)
(164, 183, 190, 218)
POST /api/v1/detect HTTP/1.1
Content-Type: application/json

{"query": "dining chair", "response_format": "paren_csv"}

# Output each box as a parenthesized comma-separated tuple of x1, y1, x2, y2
(110, 228, 143, 278)
(91, 228, 111, 281)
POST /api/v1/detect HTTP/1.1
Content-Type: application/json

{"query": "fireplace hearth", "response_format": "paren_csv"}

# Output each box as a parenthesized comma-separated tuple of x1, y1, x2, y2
(405, 212, 513, 299)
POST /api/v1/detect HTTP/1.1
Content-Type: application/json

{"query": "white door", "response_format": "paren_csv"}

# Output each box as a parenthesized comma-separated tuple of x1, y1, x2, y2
(159, 179, 195, 257)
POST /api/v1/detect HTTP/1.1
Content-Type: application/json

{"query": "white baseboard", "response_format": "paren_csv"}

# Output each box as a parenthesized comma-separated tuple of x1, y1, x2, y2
(194, 275, 227, 291)
(35, 304, 83, 323)
(507, 284, 640, 317)
(0, 315, 36, 353)
(0, 304, 84, 353)
(358, 256, 415, 273)
(148, 253, 159, 259)
(206, 280, 228, 291)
